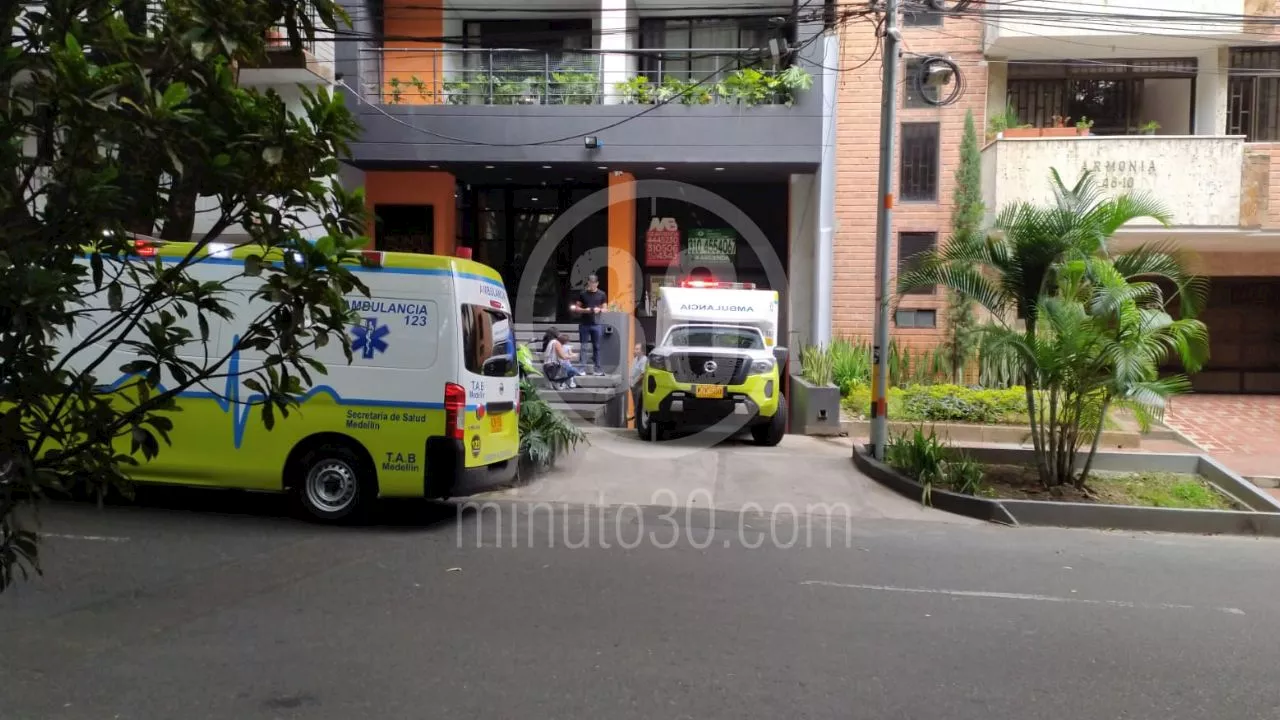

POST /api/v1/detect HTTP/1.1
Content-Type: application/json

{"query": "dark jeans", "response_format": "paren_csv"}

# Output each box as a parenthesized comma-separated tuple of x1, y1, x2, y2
(579, 323, 603, 371)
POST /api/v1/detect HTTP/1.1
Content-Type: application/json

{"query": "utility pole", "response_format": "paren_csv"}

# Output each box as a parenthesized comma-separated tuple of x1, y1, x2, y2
(869, 0, 901, 460)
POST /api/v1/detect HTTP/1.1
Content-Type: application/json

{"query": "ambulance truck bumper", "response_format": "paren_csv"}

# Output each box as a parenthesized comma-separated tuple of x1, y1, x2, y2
(423, 437, 520, 499)
(649, 392, 768, 427)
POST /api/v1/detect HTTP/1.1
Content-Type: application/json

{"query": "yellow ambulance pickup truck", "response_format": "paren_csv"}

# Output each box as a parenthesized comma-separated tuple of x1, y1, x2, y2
(55, 239, 520, 522)
(637, 280, 788, 445)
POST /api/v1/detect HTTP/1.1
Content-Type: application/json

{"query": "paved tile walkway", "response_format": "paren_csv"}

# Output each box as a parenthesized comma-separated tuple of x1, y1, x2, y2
(1164, 395, 1280, 480)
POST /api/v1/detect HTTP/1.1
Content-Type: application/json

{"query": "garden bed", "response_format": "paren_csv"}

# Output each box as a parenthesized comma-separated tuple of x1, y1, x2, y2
(977, 465, 1241, 510)
(853, 440, 1280, 537)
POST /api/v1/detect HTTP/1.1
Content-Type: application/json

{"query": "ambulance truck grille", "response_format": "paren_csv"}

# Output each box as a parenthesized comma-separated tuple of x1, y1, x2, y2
(669, 354, 748, 385)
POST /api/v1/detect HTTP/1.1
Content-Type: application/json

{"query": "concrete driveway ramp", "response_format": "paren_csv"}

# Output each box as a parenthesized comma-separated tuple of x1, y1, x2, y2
(485, 428, 975, 524)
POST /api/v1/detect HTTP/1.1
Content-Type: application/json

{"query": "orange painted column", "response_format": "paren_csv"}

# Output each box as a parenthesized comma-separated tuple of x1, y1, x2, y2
(607, 171, 637, 426)
(381, 1, 444, 104)
(364, 171, 455, 255)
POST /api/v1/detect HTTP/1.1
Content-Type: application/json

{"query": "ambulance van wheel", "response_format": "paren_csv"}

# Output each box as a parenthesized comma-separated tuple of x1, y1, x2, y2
(292, 442, 374, 523)
(752, 396, 787, 447)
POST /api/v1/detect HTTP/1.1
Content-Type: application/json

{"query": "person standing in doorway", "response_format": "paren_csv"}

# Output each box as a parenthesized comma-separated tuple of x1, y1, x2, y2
(570, 273, 607, 375)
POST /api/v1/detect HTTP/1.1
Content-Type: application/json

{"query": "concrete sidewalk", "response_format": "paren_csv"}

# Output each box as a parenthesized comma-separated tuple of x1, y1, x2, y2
(482, 428, 977, 523)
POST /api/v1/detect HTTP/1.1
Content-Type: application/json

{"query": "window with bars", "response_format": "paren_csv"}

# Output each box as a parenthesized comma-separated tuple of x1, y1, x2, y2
(900, 122, 940, 202)
(637, 17, 774, 83)
(897, 231, 937, 295)
(1228, 47, 1280, 142)
(903, 59, 940, 108)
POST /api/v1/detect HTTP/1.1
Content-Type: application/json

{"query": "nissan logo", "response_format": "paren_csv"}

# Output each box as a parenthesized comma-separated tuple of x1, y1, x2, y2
(703, 360, 718, 374)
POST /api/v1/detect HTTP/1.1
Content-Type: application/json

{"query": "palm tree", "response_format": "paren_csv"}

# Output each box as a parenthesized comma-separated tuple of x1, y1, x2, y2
(897, 168, 1209, 487)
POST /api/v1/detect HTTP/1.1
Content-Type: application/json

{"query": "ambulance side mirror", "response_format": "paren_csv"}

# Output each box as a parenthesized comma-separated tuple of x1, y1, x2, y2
(773, 346, 788, 368)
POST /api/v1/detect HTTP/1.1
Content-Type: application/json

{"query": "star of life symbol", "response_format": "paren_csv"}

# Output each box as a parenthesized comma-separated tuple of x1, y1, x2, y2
(351, 317, 390, 359)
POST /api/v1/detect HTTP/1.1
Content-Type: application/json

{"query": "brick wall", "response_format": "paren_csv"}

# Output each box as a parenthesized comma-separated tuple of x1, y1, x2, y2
(1241, 143, 1280, 229)
(832, 11, 987, 349)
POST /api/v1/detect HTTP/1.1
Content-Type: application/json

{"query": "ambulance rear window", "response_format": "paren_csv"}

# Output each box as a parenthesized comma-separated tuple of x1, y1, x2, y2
(667, 326, 764, 350)
(461, 304, 517, 377)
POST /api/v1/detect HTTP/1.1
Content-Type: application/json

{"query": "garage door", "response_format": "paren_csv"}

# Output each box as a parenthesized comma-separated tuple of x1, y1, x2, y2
(1189, 279, 1280, 394)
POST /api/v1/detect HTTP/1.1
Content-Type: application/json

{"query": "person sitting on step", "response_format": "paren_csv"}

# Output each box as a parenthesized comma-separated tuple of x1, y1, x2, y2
(542, 332, 582, 390)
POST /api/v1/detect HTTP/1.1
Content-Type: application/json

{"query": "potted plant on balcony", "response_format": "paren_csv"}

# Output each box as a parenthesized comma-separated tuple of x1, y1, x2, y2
(790, 345, 843, 436)
(549, 71, 599, 105)
(1040, 115, 1083, 138)
(987, 105, 1037, 140)
(1074, 116, 1094, 136)
(1139, 120, 1161, 135)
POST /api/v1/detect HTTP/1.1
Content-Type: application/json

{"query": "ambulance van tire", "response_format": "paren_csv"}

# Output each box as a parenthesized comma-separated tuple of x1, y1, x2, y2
(288, 437, 377, 524)
(751, 395, 787, 447)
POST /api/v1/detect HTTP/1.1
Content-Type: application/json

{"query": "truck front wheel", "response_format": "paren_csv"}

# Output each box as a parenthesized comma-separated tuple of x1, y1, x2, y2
(637, 406, 667, 442)
(751, 395, 787, 447)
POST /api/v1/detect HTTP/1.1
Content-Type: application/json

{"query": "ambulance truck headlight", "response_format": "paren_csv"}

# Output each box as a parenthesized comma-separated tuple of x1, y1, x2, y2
(750, 358, 774, 375)
(648, 353, 667, 371)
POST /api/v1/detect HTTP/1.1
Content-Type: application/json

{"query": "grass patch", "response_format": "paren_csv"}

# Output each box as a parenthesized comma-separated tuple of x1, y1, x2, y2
(980, 465, 1239, 510)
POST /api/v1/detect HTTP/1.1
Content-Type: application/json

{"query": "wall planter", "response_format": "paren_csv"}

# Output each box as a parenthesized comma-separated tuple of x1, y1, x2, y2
(999, 127, 1090, 139)
(789, 375, 842, 436)
(1041, 127, 1090, 137)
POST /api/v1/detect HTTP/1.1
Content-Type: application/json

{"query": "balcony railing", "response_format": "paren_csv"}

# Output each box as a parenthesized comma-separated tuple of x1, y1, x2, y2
(361, 47, 809, 107)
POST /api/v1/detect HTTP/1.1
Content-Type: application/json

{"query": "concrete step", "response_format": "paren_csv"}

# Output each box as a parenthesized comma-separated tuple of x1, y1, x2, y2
(529, 386, 618, 404)
(547, 401, 608, 426)
(529, 374, 623, 390)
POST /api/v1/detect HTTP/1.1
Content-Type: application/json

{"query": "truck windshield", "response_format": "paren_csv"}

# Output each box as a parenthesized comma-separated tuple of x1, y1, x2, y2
(666, 325, 764, 350)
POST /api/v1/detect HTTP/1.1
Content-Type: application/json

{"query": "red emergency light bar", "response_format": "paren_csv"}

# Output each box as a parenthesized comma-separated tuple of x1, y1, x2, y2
(679, 279, 756, 290)
(134, 238, 161, 257)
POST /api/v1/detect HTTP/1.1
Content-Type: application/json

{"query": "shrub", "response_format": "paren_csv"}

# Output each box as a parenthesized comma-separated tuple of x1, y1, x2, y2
(884, 426, 986, 500)
(900, 384, 1027, 425)
(841, 383, 904, 418)
(800, 345, 835, 386)
(829, 337, 871, 395)
(519, 380, 587, 472)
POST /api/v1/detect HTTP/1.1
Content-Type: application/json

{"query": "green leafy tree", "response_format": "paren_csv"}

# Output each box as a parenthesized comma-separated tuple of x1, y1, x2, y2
(898, 169, 1209, 488)
(944, 109, 983, 383)
(0, 0, 367, 591)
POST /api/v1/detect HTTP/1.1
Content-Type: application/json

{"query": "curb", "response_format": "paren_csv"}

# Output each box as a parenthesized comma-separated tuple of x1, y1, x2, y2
(852, 445, 1280, 537)
(1248, 476, 1280, 489)
(840, 419, 1142, 449)
(851, 447, 1018, 526)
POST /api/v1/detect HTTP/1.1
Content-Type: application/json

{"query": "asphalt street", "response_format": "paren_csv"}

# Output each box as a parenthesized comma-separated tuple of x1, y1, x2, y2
(3, 491, 1280, 720)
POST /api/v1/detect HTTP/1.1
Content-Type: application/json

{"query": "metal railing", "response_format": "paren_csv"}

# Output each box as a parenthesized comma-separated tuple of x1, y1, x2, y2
(361, 47, 803, 106)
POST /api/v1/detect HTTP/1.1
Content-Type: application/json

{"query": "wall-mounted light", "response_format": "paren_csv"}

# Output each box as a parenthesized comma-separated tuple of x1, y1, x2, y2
(584, 136, 601, 149)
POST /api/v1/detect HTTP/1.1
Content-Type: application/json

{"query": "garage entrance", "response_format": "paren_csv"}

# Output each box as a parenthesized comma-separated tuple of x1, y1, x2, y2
(1188, 278, 1280, 394)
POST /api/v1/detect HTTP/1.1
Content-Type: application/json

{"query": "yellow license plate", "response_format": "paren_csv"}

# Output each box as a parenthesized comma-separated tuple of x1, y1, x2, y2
(695, 385, 725, 399)
(489, 414, 504, 433)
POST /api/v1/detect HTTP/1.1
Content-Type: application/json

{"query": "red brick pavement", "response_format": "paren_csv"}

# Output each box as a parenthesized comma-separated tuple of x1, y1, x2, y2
(1164, 395, 1280, 479)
